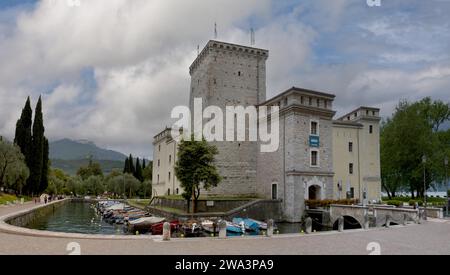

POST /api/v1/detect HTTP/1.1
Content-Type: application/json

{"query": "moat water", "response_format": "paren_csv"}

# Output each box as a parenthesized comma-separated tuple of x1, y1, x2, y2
(23, 201, 308, 236)
(25, 201, 127, 235)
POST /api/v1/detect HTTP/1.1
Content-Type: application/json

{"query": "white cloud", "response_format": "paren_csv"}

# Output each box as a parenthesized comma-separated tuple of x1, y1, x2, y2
(0, 0, 449, 157)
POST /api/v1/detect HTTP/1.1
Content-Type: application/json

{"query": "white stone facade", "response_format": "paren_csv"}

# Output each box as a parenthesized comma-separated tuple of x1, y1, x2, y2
(152, 40, 381, 222)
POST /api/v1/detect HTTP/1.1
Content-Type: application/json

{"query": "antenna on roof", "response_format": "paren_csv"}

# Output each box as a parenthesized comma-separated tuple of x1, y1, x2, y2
(214, 22, 218, 39)
(250, 28, 255, 46)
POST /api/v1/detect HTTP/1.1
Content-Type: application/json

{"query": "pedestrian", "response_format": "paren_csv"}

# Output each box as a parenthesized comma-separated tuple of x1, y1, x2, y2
(44, 196, 48, 204)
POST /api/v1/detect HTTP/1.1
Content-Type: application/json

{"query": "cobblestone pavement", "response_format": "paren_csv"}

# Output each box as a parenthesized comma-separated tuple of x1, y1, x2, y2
(1, 202, 450, 255)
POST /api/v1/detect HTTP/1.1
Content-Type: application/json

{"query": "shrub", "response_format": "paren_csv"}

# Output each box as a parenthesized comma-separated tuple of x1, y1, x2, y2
(305, 199, 359, 208)
(408, 200, 423, 207)
(386, 200, 402, 207)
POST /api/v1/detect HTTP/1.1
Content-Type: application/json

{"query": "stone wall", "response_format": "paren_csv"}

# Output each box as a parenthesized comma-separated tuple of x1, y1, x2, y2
(6, 199, 69, 227)
(151, 197, 255, 213)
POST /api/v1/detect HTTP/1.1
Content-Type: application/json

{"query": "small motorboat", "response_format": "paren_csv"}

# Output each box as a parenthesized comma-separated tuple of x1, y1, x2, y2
(180, 222, 202, 237)
(201, 220, 219, 234)
(151, 220, 180, 235)
(226, 221, 244, 234)
(127, 216, 166, 233)
(232, 218, 260, 232)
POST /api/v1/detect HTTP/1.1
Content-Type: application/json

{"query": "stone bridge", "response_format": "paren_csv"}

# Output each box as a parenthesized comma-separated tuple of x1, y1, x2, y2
(329, 204, 420, 229)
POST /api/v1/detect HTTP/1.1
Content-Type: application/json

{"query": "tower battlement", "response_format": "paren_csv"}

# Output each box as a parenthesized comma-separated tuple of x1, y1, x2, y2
(189, 40, 269, 75)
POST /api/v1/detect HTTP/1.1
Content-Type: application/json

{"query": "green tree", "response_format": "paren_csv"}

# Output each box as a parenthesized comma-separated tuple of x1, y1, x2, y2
(142, 162, 153, 181)
(84, 176, 105, 196)
(135, 158, 143, 182)
(123, 157, 130, 174)
(40, 137, 49, 193)
(142, 159, 146, 170)
(174, 136, 221, 213)
(14, 97, 33, 180)
(76, 159, 103, 180)
(29, 96, 45, 195)
(140, 180, 152, 199)
(128, 154, 135, 175)
(0, 140, 30, 195)
(381, 98, 450, 198)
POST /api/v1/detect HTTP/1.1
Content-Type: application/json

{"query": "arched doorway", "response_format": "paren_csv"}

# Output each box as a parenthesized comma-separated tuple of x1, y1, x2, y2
(308, 185, 321, 200)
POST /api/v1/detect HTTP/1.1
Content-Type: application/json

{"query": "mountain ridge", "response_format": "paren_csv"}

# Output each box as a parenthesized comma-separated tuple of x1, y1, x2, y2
(49, 138, 127, 161)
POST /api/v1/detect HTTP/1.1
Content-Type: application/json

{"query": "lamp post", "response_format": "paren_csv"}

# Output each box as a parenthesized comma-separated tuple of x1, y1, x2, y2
(445, 156, 449, 218)
(422, 155, 427, 220)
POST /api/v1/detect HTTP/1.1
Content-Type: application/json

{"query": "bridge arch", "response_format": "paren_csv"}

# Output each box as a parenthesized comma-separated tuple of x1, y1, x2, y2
(332, 215, 362, 230)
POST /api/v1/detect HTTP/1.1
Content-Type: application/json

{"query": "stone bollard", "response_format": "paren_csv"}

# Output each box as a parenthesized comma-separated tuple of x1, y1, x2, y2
(385, 215, 391, 228)
(402, 214, 407, 226)
(162, 222, 171, 241)
(218, 220, 227, 239)
(305, 217, 312, 234)
(266, 219, 274, 237)
(338, 216, 344, 232)
(364, 213, 370, 230)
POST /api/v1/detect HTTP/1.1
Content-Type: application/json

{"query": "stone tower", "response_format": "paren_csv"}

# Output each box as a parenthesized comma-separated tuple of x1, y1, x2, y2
(189, 40, 269, 196)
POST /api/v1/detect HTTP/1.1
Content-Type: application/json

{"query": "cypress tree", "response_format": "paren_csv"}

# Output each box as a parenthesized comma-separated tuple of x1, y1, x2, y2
(129, 154, 135, 175)
(135, 158, 143, 182)
(123, 157, 129, 173)
(14, 97, 33, 193)
(30, 96, 44, 195)
(40, 137, 49, 193)
(142, 159, 146, 170)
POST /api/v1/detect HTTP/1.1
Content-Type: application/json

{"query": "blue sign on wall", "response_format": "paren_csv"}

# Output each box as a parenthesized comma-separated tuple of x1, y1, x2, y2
(309, 136, 320, 147)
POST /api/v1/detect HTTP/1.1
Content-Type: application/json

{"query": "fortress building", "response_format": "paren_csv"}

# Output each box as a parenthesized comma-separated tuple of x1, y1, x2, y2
(152, 40, 381, 222)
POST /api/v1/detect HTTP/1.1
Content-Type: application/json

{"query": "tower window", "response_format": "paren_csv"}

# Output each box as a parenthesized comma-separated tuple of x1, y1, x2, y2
(311, 150, 319, 167)
(158, 159, 160, 167)
(176, 188, 179, 195)
(301, 96, 304, 104)
(159, 145, 161, 151)
(168, 172, 171, 181)
(369, 125, 373, 134)
(157, 175, 159, 184)
(167, 189, 171, 196)
(169, 155, 172, 164)
(309, 97, 312, 106)
(238, 71, 241, 76)
(311, 121, 318, 136)
(349, 163, 354, 174)
(349, 142, 353, 152)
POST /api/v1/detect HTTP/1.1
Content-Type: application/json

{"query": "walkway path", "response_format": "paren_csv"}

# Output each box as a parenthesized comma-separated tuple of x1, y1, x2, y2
(1, 202, 449, 255)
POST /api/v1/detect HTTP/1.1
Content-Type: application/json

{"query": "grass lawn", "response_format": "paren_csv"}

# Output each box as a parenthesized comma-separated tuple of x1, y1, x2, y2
(127, 199, 151, 209)
(149, 205, 187, 215)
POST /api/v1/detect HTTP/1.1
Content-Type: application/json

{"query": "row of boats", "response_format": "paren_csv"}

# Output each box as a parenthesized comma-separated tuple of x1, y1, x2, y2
(96, 201, 275, 236)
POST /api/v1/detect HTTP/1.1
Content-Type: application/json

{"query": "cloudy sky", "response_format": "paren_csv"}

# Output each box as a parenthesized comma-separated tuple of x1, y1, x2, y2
(0, 0, 449, 158)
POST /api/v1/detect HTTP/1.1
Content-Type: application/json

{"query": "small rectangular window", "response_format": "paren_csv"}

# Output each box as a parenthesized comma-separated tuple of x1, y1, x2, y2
(349, 142, 353, 152)
(169, 155, 172, 164)
(311, 121, 318, 136)
(369, 125, 373, 134)
(349, 163, 354, 174)
(309, 97, 312, 106)
(157, 175, 159, 184)
(311, 151, 318, 166)
(168, 172, 171, 181)
(158, 159, 160, 167)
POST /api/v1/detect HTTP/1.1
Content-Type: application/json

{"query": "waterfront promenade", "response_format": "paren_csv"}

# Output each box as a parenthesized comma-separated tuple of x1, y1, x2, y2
(1, 202, 450, 255)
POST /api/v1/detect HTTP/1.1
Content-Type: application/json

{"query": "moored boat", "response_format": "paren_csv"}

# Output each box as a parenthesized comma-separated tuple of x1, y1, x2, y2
(151, 220, 180, 235)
